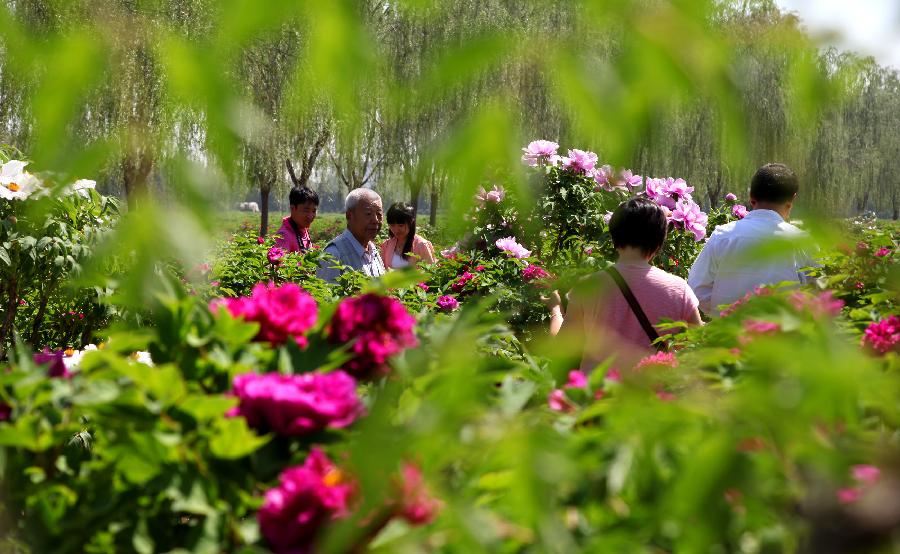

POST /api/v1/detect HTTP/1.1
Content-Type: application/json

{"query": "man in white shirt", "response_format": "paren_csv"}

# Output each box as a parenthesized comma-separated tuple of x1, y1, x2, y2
(688, 163, 812, 316)
(317, 188, 386, 283)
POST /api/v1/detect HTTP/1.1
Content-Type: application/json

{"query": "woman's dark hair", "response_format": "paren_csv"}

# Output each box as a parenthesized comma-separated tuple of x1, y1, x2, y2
(386, 202, 416, 260)
(608, 197, 668, 257)
(289, 187, 319, 206)
(750, 163, 798, 204)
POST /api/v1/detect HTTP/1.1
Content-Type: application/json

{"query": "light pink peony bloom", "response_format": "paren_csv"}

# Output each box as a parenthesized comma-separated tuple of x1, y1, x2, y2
(732, 204, 748, 219)
(495, 236, 531, 259)
(258, 448, 355, 553)
(724, 193, 737, 203)
(521, 264, 550, 283)
(591, 165, 616, 191)
(560, 149, 598, 175)
(417, 282, 429, 291)
(435, 295, 460, 312)
(564, 370, 588, 389)
(837, 487, 862, 504)
(670, 199, 708, 242)
(788, 291, 844, 319)
(440, 244, 460, 259)
(521, 140, 560, 166)
(616, 169, 643, 190)
(328, 293, 418, 379)
(861, 316, 900, 355)
(228, 371, 363, 436)
(210, 282, 318, 347)
(742, 320, 781, 335)
(605, 368, 622, 382)
(396, 463, 442, 525)
(474, 185, 506, 205)
(663, 177, 694, 199)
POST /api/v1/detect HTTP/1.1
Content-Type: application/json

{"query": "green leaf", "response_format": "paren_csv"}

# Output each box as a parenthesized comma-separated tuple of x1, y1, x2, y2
(209, 417, 270, 459)
(178, 394, 237, 422)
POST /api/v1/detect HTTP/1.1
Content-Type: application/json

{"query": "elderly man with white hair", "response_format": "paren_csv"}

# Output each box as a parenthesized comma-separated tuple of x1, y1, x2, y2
(317, 188, 386, 283)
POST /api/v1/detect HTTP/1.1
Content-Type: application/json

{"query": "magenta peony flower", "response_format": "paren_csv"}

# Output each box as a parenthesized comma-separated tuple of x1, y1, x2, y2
(861, 316, 900, 355)
(634, 352, 678, 370)
(396, 463, 442, 525)
(435, 295, 459, 312)
(875, 247, 891, 258)
(564, 370, 587, 389)
(417, 282, 429, 291)
(228, 371, 363, 436)
(548, 389, 575, 413)
(258, 448, 355, 553)
(521, 264, 550, 283)
(743, 320, 781, 335)
(210, 282, 318, 347)
(724, 193, 737, 203)
(257, 236, 266, 244)
(560, 149, 598, 175)
(670, 199, 708, 242)
(732, 204, 748, 219)
(451, 271, 475, 293)
(837, 487, 862, 504)
(267, 246, 285, 265)
(521, 140, 560, 166)
(33, 348, 71, 378)
(0, 402, 10, 421)
(606, 368, 622, 382)
(328, 294, 418, 379)
(495, 236, 531, 258)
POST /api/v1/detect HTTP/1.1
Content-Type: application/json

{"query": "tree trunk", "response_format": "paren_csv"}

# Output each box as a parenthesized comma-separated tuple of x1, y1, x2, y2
(122, 149, 153, 210)
(429, 184, 438, 227)
(260, 187, 271, 238)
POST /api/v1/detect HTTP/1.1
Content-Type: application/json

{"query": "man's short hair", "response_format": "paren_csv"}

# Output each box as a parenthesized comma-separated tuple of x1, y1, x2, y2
(609, 197, 668, 256)
(344, 188, 382, 212)
(750, 163, 798, 204)
(289, 187, 319, 206)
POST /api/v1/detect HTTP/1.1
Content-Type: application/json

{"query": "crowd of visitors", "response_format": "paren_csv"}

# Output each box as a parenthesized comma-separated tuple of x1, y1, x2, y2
(273, 163, 812, 372)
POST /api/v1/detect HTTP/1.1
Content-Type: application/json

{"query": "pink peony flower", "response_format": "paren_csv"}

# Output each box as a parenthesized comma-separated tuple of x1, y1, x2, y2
(663, 177, 694, 199)
(861, 316, 900, 355)
(440, 244, 460, 259)
(451, 271, 475, 293)
(724, 193, 737, 203)
(634, 352, 678, 370)
(742, 320, 781, 338)
(417, 282, 429, 291)
(33, 348, 71, 378)
(475, 265, 486, 271)
(210, 280, 220, 287)
(474, 185, 506, 205)
(495, 237, 531, 259)
(644, 177, 673, 208)
(258, 448, 355, 553)
(656, 390, 677, 402)
(591, 165, 615, 191)
(521, 140, 560, 166)
(616, 169, 643, 190)
(267, 246, 285, 265)
(605, 368, 622, 382)
(521, 264, 550, 283)
(196, 262, 211, 274)
(837, 487, 862, 504)
(396, 463, 442, 525)
(328, 294, 418, 379)
(875, 247, 891, 258)
(548, 389, 575, 413)
(210, 282, 318, 347)
(228, 371, 363, 436)
(435, 295, 460, 312)
(564, 370, 587, 389)
(788, 291, 844, 319)
(670, 199, 708, 242)
(732, 204, 748, 219)
(560, 149, 598, 175)
(852, 464, 881, 485)
(257, 236, 266, 244)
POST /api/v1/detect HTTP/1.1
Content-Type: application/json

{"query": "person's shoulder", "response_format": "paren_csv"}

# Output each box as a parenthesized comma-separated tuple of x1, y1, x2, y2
(648, 265, 689, 286)
(415, 234, 433, 247)
(710, 219, 739, 238)
(779, 220, 807, 235)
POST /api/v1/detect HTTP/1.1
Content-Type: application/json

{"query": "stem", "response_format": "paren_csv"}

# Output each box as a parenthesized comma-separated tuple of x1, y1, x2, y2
(0, 277, 19, 360)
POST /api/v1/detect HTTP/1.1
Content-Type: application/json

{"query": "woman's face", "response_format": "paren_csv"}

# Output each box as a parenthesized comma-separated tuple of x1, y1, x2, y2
(389, 223, 409, 240)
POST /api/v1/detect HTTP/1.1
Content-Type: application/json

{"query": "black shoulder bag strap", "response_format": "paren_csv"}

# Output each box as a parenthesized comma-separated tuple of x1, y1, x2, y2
(605, 266, 667, 352)
(288, 218, 308, 252)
